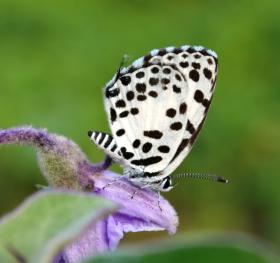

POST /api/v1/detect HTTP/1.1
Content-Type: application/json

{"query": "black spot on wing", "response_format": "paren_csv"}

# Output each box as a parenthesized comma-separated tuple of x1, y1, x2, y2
(116, 129, 125, 136)
(167, 55, 174, 60)
(170, 122, 183, 130)
(131, 108, 139, 115)
(202, 98, 210, 109)
(136, 83, 146, 93)
(126, 91, 134, 101)
(119, 111, 129, 118)
(179, 103, 187, 114)
(172, 85, 181, 93)
(115, 99, 126, 108)
(163, 67, 171, 74)
(175, 74, 182, 81)
(158, 145, 170, 153)
(189, 70, 200, 82)
(194, 90, 212, 110)
(105, 87, 120, 98)
(148, 91, 158, 98)
(120, 75, 131, 86)
(131, 156, 162, 166)
(136, 71, 145, 78)
(142, 142, 152, 153)
(120, 147, 134, 160)
(133, 139, 140, 148)
(166, 108, 176, 118)
(149, 78, 159, 86)
(192, 62, 201, 69)
(137, 95, 147, 101)
(179, 61, 189, 68)
(207, 58, 213, 65)
(203, 68, 212, 79)
(151, 66, 159, 74)
(194, 90, 204, 103)
(144, 130, 163, 139)
(161, 78, 170, 85)
(110, 108, 117, 123)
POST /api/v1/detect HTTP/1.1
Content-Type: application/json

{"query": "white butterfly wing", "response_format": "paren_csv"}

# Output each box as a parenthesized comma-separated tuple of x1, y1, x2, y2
(92, 45, 218, 179)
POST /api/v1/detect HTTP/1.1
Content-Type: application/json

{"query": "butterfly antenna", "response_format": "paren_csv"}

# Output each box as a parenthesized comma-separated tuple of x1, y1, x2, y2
(175, 173, 229, 184)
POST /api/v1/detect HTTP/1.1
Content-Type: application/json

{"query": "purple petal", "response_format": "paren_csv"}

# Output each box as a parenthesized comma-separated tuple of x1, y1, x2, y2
(94, 171, 178, 235)
(62, 171, 178, 262)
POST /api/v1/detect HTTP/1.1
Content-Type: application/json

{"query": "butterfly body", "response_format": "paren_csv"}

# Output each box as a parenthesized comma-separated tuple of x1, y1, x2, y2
(89, 45, 218, 192)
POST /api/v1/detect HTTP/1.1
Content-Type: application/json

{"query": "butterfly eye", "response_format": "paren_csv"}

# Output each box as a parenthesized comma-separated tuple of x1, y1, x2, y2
(162, 177, 171, 190)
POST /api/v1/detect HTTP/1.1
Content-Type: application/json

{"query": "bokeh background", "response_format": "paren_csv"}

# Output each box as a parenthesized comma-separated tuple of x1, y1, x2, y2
(0, 0, 279, 251)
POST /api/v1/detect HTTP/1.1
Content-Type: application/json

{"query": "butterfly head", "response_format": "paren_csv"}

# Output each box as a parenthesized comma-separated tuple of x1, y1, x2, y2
(141, 175, 175, 192)
(125, 168, 175, 192)
(136, 176, 174, 192)
(132, 176, 174, 192)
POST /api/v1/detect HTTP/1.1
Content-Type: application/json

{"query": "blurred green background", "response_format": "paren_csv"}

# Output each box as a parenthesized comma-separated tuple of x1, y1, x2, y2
(0, 0, 279, 252)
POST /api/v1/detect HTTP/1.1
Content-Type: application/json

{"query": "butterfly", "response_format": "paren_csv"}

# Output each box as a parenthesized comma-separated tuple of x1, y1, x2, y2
(88, 45, 218, 192)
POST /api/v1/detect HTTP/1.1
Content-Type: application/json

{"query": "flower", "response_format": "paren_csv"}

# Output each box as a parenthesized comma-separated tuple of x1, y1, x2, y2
(0, 127, 178, 263)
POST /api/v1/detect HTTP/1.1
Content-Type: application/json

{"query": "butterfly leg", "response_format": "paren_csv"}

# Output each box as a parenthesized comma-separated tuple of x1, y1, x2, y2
(91, 155, 113, 173)
(130, 190, 138, 199)
(102, 176, 123, 190)
(102, 155, 113, 169)
(157, 191, 163, 212)
(133, 184, 163, 211)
